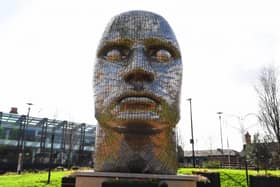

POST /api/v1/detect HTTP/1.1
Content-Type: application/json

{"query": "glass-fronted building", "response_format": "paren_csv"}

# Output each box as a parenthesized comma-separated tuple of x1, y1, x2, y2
(0, 111, 96, 171)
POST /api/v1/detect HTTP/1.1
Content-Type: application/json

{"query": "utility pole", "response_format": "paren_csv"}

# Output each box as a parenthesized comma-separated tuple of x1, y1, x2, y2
(47, 128, 55, 184)
(217, 112, 224, 154)
(188, 98, 196, 168)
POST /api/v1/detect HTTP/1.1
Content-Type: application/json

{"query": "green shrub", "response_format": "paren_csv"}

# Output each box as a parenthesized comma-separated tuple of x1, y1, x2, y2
(202, 160, 221, 168)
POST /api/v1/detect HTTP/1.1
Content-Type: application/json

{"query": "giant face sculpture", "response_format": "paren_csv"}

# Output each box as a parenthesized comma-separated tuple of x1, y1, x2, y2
(94, 10, 182, 174)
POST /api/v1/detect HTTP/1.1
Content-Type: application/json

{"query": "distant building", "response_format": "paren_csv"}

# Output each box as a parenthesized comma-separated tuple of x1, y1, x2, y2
(184, 149, 241, 168)
(0, 110, 96, 171)
(241, 132, 280, 169)
(183, 132, 280, 169)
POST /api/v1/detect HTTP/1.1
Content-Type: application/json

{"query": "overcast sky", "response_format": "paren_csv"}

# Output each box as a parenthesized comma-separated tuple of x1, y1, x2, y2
(1, 0, 280, 151)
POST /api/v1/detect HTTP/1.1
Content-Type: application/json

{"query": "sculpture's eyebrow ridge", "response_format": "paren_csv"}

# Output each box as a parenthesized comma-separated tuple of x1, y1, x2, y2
(97, 39, 133, 57)
(143, 38, 181, 58)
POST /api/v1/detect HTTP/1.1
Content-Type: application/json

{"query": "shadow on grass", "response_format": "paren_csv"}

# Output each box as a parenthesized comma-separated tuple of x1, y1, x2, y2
(38, 179, 60, 187)
(223, 173, 247, 187)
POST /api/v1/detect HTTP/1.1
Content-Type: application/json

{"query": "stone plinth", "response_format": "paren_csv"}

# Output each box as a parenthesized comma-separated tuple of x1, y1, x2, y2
(74, 171, 198, 187)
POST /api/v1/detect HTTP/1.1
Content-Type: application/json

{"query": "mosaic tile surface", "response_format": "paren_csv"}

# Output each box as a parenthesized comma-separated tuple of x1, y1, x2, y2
(93, 10, 182, 174)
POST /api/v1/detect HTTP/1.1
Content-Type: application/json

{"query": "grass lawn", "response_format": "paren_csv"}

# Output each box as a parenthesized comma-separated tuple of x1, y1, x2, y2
(0, 169, 279, 187)
(178, 168, 280, 187)
(0, 171, 71, 187)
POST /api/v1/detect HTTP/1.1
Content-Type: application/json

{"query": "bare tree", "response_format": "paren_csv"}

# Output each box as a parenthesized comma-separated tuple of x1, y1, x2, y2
(255, 65, 280, 144)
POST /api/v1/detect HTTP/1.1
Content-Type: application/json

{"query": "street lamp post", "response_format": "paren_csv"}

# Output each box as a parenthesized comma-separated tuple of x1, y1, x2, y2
(17, 103, 33, 174)
(217, 112, 224, 154)
(188, 98, 196, 168)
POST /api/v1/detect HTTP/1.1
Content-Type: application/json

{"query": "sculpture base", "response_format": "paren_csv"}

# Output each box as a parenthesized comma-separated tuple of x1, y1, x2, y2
(73, 171, 198, 187)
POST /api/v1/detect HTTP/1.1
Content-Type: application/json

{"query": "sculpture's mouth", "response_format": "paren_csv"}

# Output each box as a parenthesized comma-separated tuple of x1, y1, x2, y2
(102, 92, 175, 132)
(119, 97, 157, 112)
(111, 92, 162, 121)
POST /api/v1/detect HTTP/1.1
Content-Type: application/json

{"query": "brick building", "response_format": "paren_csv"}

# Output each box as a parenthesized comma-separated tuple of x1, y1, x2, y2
(184, 149, 241, 168)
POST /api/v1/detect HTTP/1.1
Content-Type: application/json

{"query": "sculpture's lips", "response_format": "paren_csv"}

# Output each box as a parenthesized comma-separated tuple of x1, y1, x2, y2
(117, 92, 161, 112)
(111, 93, 162, 119)
(119, 97, 157, 111)
(117, 92, 161, 104)
(108, 93, 168, 130)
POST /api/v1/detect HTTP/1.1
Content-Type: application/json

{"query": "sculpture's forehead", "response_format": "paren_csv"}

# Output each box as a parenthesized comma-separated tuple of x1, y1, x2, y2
(100, 11, 179, 48)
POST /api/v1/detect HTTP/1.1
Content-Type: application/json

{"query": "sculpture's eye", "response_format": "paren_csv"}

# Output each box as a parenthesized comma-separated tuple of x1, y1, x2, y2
(106, 49, 121, 62)
(150, 49, 172, 63)
(105, 48, 129, 62)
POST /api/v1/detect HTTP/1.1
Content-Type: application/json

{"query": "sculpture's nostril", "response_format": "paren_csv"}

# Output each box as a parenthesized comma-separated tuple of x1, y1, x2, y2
(124, 71, 154, 83)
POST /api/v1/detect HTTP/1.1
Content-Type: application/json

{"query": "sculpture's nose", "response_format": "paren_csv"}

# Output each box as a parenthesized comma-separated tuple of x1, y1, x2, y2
(122, 46, 155, 90)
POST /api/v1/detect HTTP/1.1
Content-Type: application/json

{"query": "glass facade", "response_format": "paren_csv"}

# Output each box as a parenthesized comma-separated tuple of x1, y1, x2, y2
(0, 111, 96, 171)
